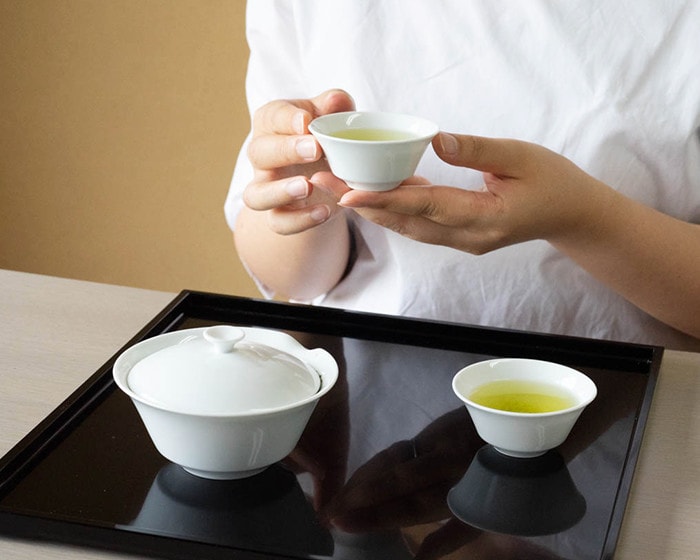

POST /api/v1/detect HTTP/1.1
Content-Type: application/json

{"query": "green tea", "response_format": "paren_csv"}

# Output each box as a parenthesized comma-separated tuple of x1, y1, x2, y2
(469, 380, 576, 413)
(330, 128, 417, 141)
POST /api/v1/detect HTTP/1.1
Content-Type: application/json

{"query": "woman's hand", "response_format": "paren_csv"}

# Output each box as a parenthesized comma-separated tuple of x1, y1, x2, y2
(243, 89, 355, 235)
(339, 132, 610, 254)
(234, 89, 356, 301)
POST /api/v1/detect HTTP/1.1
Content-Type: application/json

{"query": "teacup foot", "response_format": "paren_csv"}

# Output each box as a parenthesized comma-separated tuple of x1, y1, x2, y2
(182, 465, 267, 480)
(346, 180, 401, 192)
(493, 447, 548, 459)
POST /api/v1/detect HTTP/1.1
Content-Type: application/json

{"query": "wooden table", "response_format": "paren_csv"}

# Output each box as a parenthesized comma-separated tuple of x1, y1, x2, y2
(0, 269, 698, 559)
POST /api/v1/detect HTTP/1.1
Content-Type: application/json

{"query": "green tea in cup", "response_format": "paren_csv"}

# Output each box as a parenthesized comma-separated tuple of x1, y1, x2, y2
(330, 128, 419, 141)
(469, 380, 577, 413)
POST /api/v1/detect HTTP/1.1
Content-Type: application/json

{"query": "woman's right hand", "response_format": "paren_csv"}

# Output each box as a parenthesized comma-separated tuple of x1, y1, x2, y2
(243, 89, 356, 235)
(234, 89, 357, 301)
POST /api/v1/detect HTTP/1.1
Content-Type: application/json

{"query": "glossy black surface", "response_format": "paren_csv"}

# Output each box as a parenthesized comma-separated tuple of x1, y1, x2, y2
(0, 292, 662, 559)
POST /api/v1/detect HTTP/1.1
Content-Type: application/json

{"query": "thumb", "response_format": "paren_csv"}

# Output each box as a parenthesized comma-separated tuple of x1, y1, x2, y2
(313, 88, 356, 116)
(433, 132, 525, 176)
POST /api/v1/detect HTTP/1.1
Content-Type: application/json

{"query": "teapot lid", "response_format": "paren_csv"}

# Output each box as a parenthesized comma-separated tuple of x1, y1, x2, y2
(126, 326, 321, 415)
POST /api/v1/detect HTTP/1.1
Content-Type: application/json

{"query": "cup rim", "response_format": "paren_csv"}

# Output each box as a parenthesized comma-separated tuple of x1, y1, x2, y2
(308, 110, 439, 143)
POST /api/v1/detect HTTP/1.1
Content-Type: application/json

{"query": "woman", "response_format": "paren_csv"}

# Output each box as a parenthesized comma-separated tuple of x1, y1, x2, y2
(226, 0, 700, 350)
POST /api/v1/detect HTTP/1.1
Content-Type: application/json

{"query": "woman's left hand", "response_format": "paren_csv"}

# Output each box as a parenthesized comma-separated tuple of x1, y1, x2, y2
(338, 132, 610, 255)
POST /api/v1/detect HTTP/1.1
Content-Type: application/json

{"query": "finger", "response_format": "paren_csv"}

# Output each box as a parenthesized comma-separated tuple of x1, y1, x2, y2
(242, 177, 333, 235)
(253, 99, 311, 137)
(349, 206, 451, 243)
(253, 89, 355, 137)
(340, 185, 498, 228)
(267, 204, 332, 235)
(311, 88, 356, 117)
(249, 90, 355, 171)
(243, 176, 312, 211)
(433, 132, 530, 176)
(352, 206, 504, 254)
(310, 170, 353, 199)
(404, 175, 431, 186)
(337, 186, 458, 242)
(248, 132, 321, 170)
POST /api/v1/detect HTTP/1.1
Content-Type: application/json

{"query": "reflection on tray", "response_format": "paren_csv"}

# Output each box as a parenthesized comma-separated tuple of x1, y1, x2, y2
(118, 462, 334, 557)
(448, 445, 586, 536)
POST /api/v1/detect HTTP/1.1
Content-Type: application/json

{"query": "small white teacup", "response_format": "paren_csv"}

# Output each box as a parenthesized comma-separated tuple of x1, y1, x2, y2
(309, 111, 438, 191)
(452, 358, 597, 458)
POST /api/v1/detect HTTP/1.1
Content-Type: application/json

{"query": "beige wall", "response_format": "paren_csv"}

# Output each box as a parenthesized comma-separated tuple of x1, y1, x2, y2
(0, 0, 259, 297)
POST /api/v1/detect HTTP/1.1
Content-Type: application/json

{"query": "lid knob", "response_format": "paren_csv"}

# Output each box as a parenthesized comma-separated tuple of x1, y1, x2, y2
(202, 325, 245, 353)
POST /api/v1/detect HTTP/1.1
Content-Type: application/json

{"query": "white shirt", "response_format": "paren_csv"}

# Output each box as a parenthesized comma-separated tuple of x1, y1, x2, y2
(226, 0, 700, 351)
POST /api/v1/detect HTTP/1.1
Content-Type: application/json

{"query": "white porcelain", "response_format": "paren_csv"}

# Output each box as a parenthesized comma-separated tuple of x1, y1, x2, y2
(308, 111, 438, 191)
(452, 358, 597, 458)
(126, 325, 321, 415)
(113, 325, 338, 479)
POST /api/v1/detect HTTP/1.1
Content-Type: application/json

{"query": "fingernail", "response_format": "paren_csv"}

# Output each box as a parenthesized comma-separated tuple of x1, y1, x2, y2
(337, 193, 358, 207)
(310, 205, 330, 222)
(438, 132, 459, 155)
(293, 111, 307, 135)
(285, 178, 308, 199)
(295, 137, 318, 160)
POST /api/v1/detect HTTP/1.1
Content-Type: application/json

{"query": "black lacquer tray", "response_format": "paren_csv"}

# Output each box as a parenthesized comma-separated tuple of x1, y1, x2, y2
(0, 291, 662, 559)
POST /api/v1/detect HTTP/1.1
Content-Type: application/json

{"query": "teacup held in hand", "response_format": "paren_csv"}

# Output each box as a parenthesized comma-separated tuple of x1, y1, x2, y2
(309, 111, 438, 191)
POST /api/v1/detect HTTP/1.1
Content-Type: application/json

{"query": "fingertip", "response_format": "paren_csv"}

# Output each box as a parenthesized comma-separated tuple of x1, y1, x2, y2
(309, 205, 331, 223)
(337, 192, 357, 207)
(322, 88, 356, 113)
(337, 189, 381, 208)
(435, 132, 459, 156)
(311, 171, 354, 199)
(295, 136, 320, 161)
(434, 132, 512, 173)
(285, 177, 310, 199)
